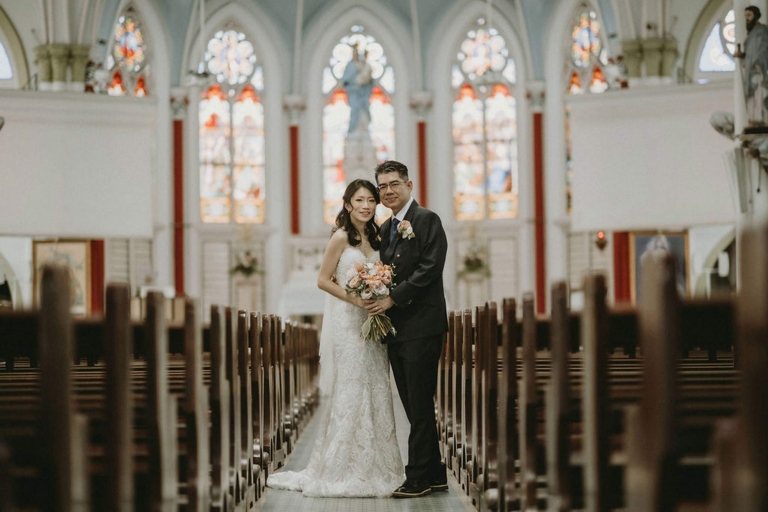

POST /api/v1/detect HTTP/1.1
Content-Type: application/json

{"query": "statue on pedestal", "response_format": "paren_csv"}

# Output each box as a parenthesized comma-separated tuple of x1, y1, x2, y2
(341, 45, 377, 183)
(735, 6, 768, 127)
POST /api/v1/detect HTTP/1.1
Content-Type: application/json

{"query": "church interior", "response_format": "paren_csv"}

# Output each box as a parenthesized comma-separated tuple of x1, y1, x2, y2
(1, 0, 768, 510)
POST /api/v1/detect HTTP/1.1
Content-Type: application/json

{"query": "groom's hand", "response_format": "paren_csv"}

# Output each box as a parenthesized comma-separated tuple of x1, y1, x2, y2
(363, 297, 394, 315)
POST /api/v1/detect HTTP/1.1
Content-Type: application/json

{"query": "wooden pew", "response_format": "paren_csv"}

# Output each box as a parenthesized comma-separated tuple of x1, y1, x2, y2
(0, 275, 319, 512)
(444, 270, 744, 511)
(712, 225, 768, 511)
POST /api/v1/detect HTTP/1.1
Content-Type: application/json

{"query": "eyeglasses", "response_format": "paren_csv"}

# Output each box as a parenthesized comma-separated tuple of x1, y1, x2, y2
(378, 180, 404, 192)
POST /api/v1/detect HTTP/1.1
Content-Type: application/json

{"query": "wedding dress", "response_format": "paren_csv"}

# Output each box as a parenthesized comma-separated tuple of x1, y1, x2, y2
(267, 247, 404, 497)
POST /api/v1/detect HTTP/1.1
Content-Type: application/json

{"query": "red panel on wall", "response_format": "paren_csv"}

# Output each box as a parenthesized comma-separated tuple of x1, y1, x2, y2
(417, 121, 427, 207)
(173, 119, 185, 296)
(533, 112, 546, 314)
(290, 125, 300, 234)
(90, 240, 104, 313)
(613, 231, 630, 303)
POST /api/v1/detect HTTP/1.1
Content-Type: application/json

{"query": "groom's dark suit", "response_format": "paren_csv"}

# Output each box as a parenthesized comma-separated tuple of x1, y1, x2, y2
(380, 199, 448, 484)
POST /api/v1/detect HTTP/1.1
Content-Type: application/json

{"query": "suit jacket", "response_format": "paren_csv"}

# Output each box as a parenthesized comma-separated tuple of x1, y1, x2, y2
(380, 200, 448, 343)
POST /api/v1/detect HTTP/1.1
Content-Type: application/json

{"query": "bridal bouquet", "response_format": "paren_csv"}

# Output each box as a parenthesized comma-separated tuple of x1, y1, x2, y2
(344, 260, 397, 342)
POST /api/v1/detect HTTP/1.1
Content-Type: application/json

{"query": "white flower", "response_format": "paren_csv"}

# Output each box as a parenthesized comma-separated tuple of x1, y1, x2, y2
(361, 288, 373, 300)
(373, 283, 389, 296)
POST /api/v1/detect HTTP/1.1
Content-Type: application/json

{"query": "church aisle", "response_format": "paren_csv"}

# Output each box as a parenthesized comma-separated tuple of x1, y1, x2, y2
(256, 380, 475, 512)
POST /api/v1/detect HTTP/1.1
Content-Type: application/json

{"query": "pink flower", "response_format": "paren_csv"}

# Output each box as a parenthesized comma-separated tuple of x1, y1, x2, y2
(397, 220, 415, 240)
(348, 276, 361, 289)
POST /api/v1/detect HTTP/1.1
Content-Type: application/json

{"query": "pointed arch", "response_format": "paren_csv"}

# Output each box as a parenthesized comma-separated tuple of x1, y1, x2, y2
(300, 2, 413, 235)
(182, 1, 290, 312)
(426, 0, 532, 224)
(0, 4, 29, 89)
(683, 0, 733, 83)
(105, 0, 174, 290)
(544, 0, 615, 293)
(185, 1, 289, 226)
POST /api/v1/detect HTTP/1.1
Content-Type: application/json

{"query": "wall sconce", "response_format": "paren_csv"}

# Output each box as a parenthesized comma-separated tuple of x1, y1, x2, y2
(594, 230, 608, 251)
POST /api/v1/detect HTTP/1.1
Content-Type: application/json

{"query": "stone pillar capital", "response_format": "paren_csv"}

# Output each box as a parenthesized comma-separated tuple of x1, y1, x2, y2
(283, 93, 306, 125)
(409, 90, 433, 120)
(34, 45, 53, 91)
(48, 43, 71, 92)
(526, 81, 546, 112)
(171, 88, 190, 118)
(69, 44, 91, 92)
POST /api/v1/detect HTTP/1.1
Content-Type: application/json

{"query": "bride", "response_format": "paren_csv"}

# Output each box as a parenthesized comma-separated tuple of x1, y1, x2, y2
(267, 179, 404, 497)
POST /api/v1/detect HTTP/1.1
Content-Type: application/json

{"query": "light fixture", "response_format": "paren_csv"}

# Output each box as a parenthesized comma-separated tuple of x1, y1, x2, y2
(594, 230, 608, 251)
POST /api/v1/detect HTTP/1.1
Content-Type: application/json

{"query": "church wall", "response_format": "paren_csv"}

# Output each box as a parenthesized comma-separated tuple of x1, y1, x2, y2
(0, 0, 749, 315)
(568, 81, 735, 232)
(0, 90, 155, 238)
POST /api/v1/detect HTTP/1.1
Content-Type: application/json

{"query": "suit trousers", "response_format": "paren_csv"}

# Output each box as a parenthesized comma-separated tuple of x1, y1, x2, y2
(387, 335, 443, 482)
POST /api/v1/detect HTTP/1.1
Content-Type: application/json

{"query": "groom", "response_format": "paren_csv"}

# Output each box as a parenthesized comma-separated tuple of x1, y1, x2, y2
(365, 160, 449, 498)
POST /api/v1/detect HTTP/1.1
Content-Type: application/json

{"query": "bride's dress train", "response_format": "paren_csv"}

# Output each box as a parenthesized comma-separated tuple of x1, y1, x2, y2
(267, 247, 404, 497)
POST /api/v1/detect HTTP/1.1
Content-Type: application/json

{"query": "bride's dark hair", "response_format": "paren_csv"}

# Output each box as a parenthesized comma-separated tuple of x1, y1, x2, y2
(334, 179, 381, 250)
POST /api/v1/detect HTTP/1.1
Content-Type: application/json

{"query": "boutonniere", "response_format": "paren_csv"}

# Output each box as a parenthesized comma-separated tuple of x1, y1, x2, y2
(397, 220, 415, 240)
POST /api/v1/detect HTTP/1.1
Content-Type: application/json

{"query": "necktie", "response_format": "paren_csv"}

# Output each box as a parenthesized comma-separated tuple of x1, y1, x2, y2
(390, 218, 400, 243)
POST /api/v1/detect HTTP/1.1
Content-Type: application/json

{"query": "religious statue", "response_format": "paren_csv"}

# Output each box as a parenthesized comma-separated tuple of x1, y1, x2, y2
(341, 46, 373, 134)
(341, 45, 377, 183)
(734, 6, 768, 126)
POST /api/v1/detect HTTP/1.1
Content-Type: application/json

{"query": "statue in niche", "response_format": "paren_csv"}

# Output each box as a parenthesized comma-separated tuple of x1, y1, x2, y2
(341, 44, 377, 183)
(734, 6, 768, 127)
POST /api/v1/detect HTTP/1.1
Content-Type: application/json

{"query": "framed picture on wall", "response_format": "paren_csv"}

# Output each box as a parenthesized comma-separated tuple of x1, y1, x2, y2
(629, 231, 689, 303)
(33, 240, 91, 315)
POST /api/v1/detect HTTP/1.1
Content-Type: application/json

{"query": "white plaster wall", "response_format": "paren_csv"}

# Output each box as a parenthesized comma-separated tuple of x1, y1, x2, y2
(0, 90, 155, 238)
(569, 81, 736, 232)
(670, 0, 711, 46)
(0, 236, 32, 308)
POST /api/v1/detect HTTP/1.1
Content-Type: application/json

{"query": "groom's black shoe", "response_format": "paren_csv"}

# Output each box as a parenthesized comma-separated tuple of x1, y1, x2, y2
(392, 480, 432, 498)
(429, 462, 448, 492)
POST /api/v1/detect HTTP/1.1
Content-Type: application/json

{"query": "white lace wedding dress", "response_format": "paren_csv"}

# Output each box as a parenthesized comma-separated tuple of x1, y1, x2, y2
(267, 247, 404, 497)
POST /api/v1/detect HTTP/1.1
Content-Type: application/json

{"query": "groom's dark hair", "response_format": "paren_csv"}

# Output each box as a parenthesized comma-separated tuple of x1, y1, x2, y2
(374, 160, 409, 183)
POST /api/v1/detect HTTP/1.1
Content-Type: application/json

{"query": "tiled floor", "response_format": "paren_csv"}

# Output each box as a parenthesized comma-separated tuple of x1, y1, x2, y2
(256, 377, 475, 512)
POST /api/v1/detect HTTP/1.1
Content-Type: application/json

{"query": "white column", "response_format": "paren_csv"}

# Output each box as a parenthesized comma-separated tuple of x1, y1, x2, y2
(735, 0, 749, 134)
(185, 84, 202, 299)
(542, 74, 569, 297)
(152, 84, 174, 291)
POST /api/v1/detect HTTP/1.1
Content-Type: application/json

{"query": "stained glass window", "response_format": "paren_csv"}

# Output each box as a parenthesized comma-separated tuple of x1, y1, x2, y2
(565, 6, 609, 214)
(199, 29, 265, 224)
(322, 26, 395, 224)
(0, 41, 12, 80)
(452, 19, 518, 221)
(106, 6, 150, 97)
(699, 10, 736, 72)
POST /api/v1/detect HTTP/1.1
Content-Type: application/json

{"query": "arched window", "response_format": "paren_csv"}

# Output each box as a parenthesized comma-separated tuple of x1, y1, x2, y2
(452, 19, 518, 221)
(565, 5, 609, 214)
(0, 40, 12, 80)
(322, 26, 395, 224)
(199, 29, 265, 224)
(106, 5, 151, 97)
(698, 9, 736, 73)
